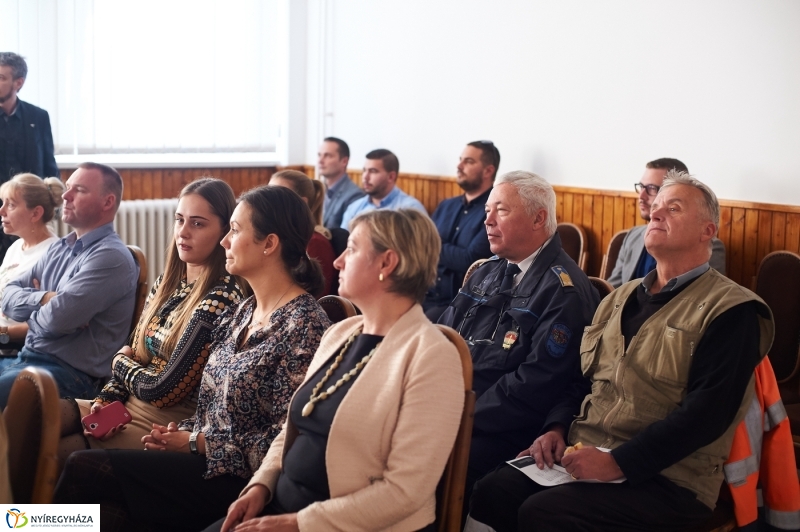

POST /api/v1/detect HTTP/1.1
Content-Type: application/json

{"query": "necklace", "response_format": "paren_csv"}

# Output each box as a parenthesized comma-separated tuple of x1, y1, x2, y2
(249, 286, 291, 330)
(301, 329, 380, 417)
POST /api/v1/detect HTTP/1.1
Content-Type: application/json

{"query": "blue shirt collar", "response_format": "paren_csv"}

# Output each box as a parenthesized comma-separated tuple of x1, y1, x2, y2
(61, 222, 116, 254)
(376, 186, 401, 208)
(325, 174, 349, 198)
(642, 262, 710, 295)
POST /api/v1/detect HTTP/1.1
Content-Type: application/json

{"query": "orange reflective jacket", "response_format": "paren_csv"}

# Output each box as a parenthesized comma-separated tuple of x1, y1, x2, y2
(724, 357, 800, 530)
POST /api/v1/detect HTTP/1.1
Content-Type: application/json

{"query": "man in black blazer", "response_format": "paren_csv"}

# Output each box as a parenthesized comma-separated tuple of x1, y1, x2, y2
(0, 52, 59, 183)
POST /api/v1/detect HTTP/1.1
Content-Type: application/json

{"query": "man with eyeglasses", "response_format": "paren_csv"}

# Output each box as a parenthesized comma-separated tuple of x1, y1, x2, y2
(438, 171, 599, 518)
(422, 141, 498, 321)
(607, 158, 726, 288)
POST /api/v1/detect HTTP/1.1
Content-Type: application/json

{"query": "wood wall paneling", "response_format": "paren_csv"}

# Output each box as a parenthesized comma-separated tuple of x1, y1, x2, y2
(58, 165, 800, 289)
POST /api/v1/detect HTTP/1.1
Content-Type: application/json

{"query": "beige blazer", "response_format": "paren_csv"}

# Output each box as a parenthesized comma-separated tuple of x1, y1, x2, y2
(246, 304, 464, 531)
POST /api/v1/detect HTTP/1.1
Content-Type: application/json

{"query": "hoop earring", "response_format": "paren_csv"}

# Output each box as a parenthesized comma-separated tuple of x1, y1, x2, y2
(379, 273, 384, 282)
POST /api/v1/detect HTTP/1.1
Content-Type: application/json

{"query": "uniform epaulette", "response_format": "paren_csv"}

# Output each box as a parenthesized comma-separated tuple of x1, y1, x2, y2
(550, 265, 574, 287)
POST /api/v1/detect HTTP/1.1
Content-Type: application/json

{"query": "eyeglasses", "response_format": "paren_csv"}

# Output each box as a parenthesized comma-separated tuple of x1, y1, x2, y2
(634, 183, 661, 196)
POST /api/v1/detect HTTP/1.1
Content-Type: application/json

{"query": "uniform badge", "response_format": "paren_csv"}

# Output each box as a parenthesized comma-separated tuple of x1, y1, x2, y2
(503, 330, 519, 350)
(551, 265, 574, 287)
(546, 323, 572, 358)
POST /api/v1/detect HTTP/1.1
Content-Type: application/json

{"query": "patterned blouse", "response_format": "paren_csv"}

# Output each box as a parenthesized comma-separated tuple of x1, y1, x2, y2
(95, 275, 243, 407)
(178, 293, 331, 480)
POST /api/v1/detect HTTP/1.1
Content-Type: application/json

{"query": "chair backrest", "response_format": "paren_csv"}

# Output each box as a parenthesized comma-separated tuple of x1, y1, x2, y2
(556, 223, 588, 271)
(600, 229, 629, 280)
(434, 324, 476, 532)
(755, 251, 800, 383)
(462, 258, 490, 287)
(127, 245, 149, 337)
(317, 295, 358, 324)
(3, 367, 60, 503)
(588, 276, 614, 300)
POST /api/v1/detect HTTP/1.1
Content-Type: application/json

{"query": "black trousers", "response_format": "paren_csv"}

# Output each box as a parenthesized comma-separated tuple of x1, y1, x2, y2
(469, 464, 713, 532)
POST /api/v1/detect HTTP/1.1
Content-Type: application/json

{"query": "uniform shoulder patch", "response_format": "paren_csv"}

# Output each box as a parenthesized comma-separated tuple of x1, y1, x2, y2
(546, 323, 572, 358)
(550, 265, 574, 287)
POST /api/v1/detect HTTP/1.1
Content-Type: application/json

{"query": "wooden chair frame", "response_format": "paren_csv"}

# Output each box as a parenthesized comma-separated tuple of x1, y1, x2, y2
(317, 295, 359, 324)
(556, 223, 589, 272)
(588, 276, 614, 300)
(3, 367, 60, 503)
(435, 325, 476, 532)
(599, 229, 629, 281)
(127, 245, 149, 336)
(462, 258, 490, 287)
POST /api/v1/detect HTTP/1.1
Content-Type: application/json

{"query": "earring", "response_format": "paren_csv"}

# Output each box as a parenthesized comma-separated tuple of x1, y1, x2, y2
(263, 250, 267, 255)
(379, 273, 384, 282)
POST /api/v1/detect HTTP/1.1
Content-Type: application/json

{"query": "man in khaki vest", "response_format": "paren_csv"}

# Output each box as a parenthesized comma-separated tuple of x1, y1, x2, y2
(466, 171, 774, 532)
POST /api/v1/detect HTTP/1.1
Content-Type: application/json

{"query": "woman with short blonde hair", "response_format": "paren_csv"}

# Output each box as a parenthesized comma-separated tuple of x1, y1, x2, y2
(213, 208, 464, 532)
(0, 173, 65, 347)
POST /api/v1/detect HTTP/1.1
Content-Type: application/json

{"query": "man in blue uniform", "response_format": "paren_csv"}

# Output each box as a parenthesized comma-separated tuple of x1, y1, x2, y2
(438, 170, 600, 511)
(423, 140, 498, 321)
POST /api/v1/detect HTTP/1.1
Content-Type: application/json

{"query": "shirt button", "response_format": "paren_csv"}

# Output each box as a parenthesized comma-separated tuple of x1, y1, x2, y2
(463, 210, 468, 214)
(455, 227, 459, 231)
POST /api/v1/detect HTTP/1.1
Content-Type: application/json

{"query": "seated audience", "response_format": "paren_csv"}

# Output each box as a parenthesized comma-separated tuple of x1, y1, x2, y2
(340, 149, 427, 228)
(210, 209, 464, 532)
(318, 137, 365, 229)
(0, 163, 137, 407)
(423, 140, 497, 321)
(53, 186, 331, 531)
(437, 171, 600, 512)
(270, 170, 336, 296)
(608, 158, 726, 287)
(467, 172, 774, 532)
(0, 173, 64, 355)
(57, 178, 243, 462)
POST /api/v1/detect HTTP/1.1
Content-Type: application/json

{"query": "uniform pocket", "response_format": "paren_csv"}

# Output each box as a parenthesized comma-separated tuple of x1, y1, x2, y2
(648, 326, 700, 386)
(579, 321, 607, 377)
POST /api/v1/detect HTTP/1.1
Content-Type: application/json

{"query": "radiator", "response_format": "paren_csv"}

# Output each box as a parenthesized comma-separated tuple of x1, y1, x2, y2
(54, 198, 179, 289)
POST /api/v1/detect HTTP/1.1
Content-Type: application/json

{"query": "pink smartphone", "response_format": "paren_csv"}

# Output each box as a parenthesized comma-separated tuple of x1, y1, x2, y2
(81, 401, 132, 438)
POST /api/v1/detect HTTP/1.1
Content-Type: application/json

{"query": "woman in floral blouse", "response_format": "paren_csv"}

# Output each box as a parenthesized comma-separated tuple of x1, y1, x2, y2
(57, 178, 243, 460)
(54, 186, 331, 532)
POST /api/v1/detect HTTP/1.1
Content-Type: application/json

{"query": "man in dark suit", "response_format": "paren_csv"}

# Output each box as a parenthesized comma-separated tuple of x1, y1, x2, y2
(0, 52, 59, 260)
(423, 141, 498, 321)
(0, 52, 59, 183)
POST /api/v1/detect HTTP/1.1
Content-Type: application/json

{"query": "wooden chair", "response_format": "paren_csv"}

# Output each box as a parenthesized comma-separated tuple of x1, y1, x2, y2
(127, 245, 149, 336)
(318, 295, 358, 324)
(462, 258, 490, 287)
(599, 229, 629, 280)
(556, 223, 588, 272)
(3, 367, 60, 503)
(588, 276, 614, 299)
(434, 324, 476, 532)
(753, 251, 800, 439)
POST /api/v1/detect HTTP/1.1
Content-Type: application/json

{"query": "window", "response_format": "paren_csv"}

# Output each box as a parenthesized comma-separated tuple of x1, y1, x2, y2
(3, 0, 282, 165)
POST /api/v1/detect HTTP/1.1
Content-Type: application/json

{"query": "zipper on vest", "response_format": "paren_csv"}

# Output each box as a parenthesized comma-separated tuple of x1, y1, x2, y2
(601, 334, 632, 447)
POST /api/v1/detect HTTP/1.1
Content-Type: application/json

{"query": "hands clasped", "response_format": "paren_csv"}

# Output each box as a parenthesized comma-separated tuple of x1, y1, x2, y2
(141, 422, 191, 452)
(518, 427, 624, 482)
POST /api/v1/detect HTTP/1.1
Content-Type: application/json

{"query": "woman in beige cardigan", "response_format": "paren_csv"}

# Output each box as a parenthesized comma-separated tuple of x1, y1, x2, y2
(212, 209, 465, 532)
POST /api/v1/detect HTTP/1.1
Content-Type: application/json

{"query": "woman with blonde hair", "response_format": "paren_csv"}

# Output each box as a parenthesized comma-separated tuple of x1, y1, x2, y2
(213, 208, 464, 532)
(270, 170, 336, 296)
(57, 177, 244, 458)
(0, 173, 64, 349)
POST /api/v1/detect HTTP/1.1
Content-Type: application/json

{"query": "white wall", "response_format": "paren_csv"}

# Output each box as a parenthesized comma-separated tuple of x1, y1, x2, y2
(312, 0, 800, 205)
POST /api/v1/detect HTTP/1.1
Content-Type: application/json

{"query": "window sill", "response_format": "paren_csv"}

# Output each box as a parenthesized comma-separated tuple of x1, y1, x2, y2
(55, 152, 282, 169)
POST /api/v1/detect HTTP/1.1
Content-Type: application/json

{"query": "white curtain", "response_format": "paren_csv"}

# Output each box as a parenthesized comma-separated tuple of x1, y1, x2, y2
(2, 0, 279, 155)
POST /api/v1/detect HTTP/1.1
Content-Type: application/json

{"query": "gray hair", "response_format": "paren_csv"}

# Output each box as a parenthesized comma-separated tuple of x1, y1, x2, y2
(495, 171, 558, 236)
(0, 52, 27, 80)
(660, 170, 720, 231)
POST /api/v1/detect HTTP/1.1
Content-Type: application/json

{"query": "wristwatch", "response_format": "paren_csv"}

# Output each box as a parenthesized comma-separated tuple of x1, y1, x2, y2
(0, 327, 9, 345)
(189, 431, 199, 454)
